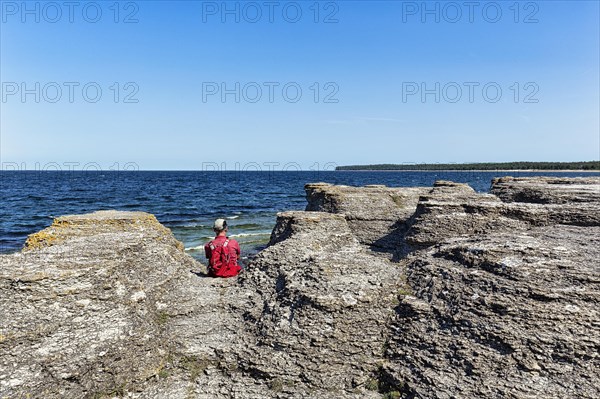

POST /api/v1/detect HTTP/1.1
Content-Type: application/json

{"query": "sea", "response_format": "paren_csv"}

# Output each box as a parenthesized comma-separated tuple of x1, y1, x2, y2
(1, 170, 598, 265)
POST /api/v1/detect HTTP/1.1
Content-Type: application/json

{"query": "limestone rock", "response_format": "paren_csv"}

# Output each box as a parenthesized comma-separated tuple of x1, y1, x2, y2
(405, 178, 600, 247)
(0, 211, 245, 398)
(0, 210, 399, 398)
(305, 182, 429, 255)
(491, 176, 600, 204)
(2, 177, 599, 399)
(238, 211, 402, 394)
(387, 224, 600, 398)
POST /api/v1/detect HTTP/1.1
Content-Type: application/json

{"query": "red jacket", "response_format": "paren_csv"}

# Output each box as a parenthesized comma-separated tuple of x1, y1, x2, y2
(204, 235, 242, 278)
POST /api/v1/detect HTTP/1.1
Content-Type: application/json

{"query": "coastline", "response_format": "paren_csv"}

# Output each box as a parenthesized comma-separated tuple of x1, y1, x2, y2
(336, 169, 600, 173)
(2, 177, 599, 398)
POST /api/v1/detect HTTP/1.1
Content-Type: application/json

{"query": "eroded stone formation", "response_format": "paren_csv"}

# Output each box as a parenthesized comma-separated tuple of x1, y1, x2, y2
(387, 177, 600, 399)
(1, 177, 598, 398)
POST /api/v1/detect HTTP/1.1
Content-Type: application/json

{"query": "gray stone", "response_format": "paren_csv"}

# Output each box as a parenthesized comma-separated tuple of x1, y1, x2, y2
(238, 211, 401, 393)
(490, 176, 600, 204)
(387, 224, 600, 398)
(1, 177, 599, 398)
(305, 182, 429, 256)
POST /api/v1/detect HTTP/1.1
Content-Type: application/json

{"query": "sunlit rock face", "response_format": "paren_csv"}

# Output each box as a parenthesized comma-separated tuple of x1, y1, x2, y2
(1, 177, 599, 399)
(386, 176, 600, 399)
(304, 182, 429, 258)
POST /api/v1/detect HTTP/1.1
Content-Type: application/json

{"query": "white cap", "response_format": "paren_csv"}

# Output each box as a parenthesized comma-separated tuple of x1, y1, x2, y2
(213, 218, 227, 231)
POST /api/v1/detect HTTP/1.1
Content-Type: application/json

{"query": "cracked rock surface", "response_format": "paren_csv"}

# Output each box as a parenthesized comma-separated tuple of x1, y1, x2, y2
(1, 177, 599, 398)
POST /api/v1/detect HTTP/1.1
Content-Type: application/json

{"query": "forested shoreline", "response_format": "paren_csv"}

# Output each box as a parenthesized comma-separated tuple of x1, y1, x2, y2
(336, 162, 600, 171)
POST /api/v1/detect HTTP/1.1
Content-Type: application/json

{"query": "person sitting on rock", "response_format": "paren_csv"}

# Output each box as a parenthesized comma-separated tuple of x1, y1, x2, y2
(204, 218, 242, 277)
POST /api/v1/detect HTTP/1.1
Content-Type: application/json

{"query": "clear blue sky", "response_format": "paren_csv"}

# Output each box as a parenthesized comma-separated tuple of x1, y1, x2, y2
(1, 0, 599, 170)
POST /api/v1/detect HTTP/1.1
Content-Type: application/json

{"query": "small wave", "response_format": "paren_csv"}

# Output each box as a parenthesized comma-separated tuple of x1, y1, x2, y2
(181, 224, 207, 228)
(228, 223, 262, 229)
(230, 233, 271, 238)
(184, 245, 204, 251)
(239, 239, 270, 246)
(227, 215, 239, 219)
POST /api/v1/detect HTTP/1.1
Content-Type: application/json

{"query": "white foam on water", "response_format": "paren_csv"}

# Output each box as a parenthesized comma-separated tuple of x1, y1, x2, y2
(230, 232, 270, 238)
(185, 245, 204, 251)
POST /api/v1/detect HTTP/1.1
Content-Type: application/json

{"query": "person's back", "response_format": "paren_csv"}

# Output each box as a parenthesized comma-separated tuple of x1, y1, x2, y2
(204, 218, 242, 278)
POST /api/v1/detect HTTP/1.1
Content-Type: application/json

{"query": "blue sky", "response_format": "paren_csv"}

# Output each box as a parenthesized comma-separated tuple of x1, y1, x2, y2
(1, 0, 599, 170)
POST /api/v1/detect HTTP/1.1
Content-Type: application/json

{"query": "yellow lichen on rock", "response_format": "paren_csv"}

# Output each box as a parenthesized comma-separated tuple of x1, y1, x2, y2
(23, 211, 185, 252)
(24, 229, 62, 250)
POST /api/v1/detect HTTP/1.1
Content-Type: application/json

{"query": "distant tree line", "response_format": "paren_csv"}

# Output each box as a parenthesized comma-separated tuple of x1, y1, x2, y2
(336, 161, 600, 171)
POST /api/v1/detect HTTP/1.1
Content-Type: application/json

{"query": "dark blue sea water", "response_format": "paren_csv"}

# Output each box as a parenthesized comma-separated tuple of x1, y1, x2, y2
(1, 171, 598, 263)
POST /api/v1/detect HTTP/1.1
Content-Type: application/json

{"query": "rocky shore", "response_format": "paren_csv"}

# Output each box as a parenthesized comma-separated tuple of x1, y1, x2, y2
(1, 177, 599, 398)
